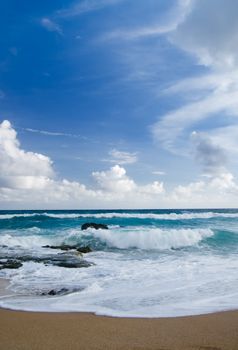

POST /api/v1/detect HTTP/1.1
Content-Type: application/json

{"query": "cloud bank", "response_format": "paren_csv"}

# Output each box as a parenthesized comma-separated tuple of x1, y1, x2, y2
(0, 120, 238, 209)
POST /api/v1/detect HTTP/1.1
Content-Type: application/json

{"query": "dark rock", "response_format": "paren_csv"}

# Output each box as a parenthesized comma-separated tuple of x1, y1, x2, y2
(81, 222, 108, 230)
(41, 287, 82, 296)
(41, 288, 68, 296)
(56, 260, 92, 268)
(42, 244, 92, 253)
(42, 244, 74, 251)
(0, 259, 23, 270)
(0, 253, 93, 269)
(48, 289, 57, 296)
(42, 254, 93, 268)
(76, 246, 92, 253)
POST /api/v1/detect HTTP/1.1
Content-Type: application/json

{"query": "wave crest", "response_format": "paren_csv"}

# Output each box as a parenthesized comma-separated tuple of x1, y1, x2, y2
(84, 227, 214, 250)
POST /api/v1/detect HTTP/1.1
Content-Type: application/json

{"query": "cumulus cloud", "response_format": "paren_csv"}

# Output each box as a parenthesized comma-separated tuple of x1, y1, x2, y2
(40, 18, 63, 35)
(92, 165, 136, 193)
(0, 121, 165, 208)
(171, 172, 238, 207)
(0, 120, 53, 189)
(1, 120, 238, 209)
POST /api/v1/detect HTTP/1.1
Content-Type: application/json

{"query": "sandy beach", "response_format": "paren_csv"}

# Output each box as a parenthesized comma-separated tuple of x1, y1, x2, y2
(0, 278, 238, 349)
(0, 308, 237, 350)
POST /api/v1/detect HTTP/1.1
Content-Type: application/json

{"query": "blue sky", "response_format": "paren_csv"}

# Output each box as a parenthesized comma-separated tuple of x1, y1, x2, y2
(1, 0, 238, 209)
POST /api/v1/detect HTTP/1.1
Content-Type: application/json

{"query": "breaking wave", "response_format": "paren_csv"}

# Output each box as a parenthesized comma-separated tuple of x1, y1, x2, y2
(0, 227, 214, 251)
(81, 227, 214, 250)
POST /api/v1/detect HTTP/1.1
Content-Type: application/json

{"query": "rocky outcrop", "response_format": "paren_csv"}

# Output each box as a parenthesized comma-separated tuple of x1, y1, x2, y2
(0, 253, 93, 270)
(81, 222, 108, 230)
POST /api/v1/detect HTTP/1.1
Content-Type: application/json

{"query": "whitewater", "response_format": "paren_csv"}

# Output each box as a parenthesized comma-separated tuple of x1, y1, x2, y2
(0, 209, 238, 317)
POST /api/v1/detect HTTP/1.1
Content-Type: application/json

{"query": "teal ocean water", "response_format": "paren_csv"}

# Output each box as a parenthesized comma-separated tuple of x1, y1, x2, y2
(0, 209, 238, 317)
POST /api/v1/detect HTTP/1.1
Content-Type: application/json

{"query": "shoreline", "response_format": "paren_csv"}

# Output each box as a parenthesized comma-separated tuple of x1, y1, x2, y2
(1, 280, 238, 350)
(1, 280, 238, 349)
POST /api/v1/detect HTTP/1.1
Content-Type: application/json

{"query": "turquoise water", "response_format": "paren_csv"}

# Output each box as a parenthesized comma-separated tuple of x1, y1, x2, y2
(0, 209, 238, 317)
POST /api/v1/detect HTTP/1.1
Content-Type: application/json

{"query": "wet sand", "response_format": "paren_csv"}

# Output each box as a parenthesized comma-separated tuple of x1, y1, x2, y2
(0, 308, 237, 350)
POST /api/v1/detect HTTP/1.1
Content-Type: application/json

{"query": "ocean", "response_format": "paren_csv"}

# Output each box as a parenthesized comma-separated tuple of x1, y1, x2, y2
(0, 209, 238, 317)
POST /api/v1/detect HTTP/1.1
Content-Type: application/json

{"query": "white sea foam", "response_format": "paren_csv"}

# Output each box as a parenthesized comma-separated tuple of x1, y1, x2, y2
(0, 234, 52, 249)
(1, 251, 238, 317)
(84, 227, 214, 250)
(1, 211, 238, 220)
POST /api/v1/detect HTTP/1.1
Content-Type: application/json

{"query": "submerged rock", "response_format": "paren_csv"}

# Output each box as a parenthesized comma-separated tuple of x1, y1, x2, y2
(81, 222, 108, 230)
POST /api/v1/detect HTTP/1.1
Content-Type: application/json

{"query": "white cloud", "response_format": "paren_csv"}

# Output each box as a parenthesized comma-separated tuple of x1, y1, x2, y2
(1, 120, 238, 209)
(104, 149, 138, 165)
(24, 127, 85, 139)
(170, 172, 238, 208)
(92, 165, 136, 193)
(140, 181, 164, 195)
(57, 0, 126, 18)
(0, 121, 165, 208)
(102, 0, 192, 41)
(152, 171, 166, 176)
(171, 0, 238, 69)
(40, 18, 63, 35)
(0, 120, 53, 190)
(151, 0, 238, 168)
(152, 84, 238, 153)
(208, 125, 238, 156)
(173, 180, 205, 200)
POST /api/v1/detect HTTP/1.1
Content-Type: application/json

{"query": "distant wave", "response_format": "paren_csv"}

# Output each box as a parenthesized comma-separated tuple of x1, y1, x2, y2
(1, 211, 238, 220)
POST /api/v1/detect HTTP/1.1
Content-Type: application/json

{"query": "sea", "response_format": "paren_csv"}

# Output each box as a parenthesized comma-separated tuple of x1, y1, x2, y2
(0, 208, 238, 317)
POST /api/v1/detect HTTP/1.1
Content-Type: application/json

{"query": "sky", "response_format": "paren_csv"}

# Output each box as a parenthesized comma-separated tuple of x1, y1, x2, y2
(1, 0, 238, 209)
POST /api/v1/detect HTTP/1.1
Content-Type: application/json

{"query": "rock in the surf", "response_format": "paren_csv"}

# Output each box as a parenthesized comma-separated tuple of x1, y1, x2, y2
(81, 222, 108, 230)
(42, 244, 92, 253)
(0, 259, 23, 269)
(0, 254, 93, 269)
